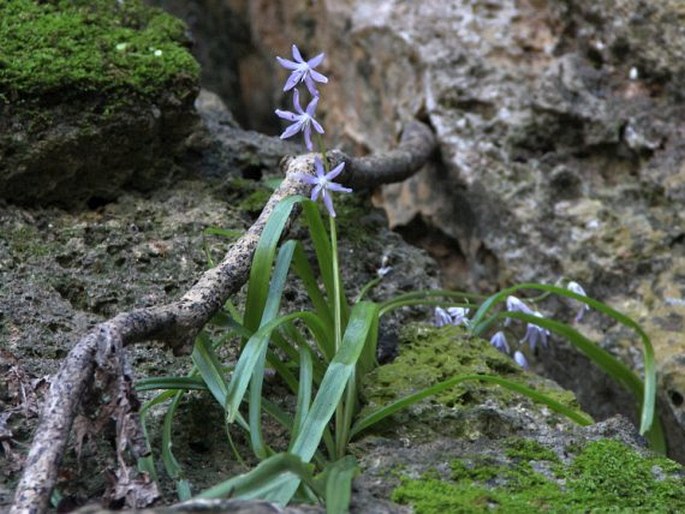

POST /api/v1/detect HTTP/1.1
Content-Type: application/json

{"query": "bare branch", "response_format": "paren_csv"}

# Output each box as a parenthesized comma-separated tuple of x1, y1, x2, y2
(11, 122, 436, 514)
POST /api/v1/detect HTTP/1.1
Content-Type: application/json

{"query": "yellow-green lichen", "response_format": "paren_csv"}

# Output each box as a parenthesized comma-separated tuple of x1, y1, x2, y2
(392, 439, 685, 513)
(0, 0, 199, 102)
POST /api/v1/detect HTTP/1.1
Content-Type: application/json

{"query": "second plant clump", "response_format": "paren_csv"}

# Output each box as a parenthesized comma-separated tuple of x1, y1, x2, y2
(137, 44, 662, 513)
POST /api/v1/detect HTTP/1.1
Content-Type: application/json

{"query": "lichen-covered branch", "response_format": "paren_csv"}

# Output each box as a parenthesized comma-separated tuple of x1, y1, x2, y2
(11, 122, 436, 514)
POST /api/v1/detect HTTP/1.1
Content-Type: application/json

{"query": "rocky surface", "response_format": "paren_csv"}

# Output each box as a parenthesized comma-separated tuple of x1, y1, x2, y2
(170, 0, 685, 461)
(3, 0, 685, 511)
(0, 85, 441, 509)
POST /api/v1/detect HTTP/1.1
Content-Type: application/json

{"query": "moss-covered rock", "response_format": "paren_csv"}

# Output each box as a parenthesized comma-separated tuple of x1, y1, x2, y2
(360, 324, 584, 442)
(0, 0, 200, 207)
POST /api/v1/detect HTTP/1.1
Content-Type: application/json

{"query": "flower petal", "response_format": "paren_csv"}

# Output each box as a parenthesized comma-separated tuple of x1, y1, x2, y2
(304, 76, 320, 97)
(281, 121, 303, 139)
(283, 72, 302, 92)
(314, 157, 326, 178)
(275, 109, 298, 121)
(305, 95, 319, 116)
(303, 125, 313, 150)
(325, 183, 352, 193)
(293, 89, 305, 114)
(322, 189, 336, 217)
(293, 172, 318, 185)
(276, 56, 299, 70)
(292, 44, 304, 63)
(307, 52, 325, 68)
(325, 162, 345, 180)
(311, 184, 322, 201)
(311, 118, 325, 134)
(309, 69, 328, 83)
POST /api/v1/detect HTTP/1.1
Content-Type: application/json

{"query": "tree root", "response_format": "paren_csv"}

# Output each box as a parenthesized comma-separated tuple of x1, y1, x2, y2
(10, 120, 436, 514)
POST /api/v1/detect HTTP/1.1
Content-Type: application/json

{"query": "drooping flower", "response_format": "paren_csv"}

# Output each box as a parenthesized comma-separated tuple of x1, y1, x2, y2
(514, 350, 529, 369)
(276, 44, 329, 96)
(567, 281, 590, 322)
(506, 296, 536, 316)
(294, 157, 352, 217)
(433, 306, 470, 327)
(504, 295, 536, 328)
(520, 311, 550, 351)
(447, 307, 470, 326)
(376, 253, 393, 278)
(434, 307, 452, 327)
(489, 331, 510, 354)
(275, 89, 324, 150)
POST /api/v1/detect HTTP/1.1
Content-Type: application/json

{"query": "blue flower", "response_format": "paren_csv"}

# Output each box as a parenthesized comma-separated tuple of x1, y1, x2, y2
(277, 44, 329, 97)
(433, 306, 470, 327)
(447, 307, 470, 326)
(275, 89, 325, 151)
(514, 350, 529, 369)
(567, 281, 590, 322)
(294, 157, 352, 217)
(489, 331, 510, 354)
(506, 295, 535, 316)
(434, 307, 452, 327)
(520, 311, 550, 351)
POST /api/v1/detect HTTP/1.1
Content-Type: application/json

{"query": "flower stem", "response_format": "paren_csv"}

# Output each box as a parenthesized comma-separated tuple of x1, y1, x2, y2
(330, 216, 342, 353)
(329, 215, 347, 457)
(315, 132, 329, 172)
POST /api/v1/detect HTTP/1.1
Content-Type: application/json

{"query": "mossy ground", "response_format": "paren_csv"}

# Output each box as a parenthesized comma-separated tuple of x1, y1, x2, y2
(392, 438, 685, 513)
(0, 0, 199, 103)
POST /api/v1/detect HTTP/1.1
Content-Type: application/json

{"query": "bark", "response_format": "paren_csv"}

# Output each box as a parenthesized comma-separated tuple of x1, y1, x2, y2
(10, 122, 436, 514)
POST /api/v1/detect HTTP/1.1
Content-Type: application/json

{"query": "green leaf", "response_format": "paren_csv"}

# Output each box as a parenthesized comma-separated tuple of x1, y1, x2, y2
(196, 453, 321, 500)
(249, 240, 298, 459)
(136, 376, 207, 392)
(320, 456, 359, 514)
(292, 346, 314, 441)
(161, 391, 191, 500)
(244, 195, 302, 333)
(192, 332, 229, 406)
(224, 311, 327, 424)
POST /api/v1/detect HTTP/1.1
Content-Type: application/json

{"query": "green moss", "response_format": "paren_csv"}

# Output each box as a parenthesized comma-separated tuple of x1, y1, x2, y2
(359, 324, 581, 439)
(0, 0, 199, 101)
(505, 438, 560, 463)
(392, 439, 685, 513)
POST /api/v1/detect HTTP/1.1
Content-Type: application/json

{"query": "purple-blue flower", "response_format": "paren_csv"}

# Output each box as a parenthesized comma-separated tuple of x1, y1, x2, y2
(277, 44, 329, 96)
(434, 306, 470, 328)
(520, 311, 550, 351)
(295, 157, 352, 217)
(275, 89, 324, 151)
(489, 331, 510, 354)
(567, 281, 590, 322)
(447, 307, 470, 326)
(506, 296, 535, 316)
(514, 350, 529, 369)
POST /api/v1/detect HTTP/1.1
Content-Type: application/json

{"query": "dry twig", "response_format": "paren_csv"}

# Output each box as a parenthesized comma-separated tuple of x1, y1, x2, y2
(11, 120, 436, 514)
